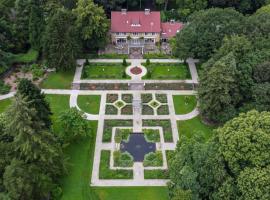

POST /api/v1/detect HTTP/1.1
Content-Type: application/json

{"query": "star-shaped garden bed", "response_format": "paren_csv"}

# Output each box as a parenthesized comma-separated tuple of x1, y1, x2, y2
(120, 133, 156, 162)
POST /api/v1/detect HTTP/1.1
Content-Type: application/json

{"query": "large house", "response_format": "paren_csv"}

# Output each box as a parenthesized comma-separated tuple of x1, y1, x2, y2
(111, 9, 183, 46)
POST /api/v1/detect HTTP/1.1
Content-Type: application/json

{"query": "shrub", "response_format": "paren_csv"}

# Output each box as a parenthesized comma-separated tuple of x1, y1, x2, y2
(122, 58, 127, 66)
(144, 129, 160, 142)
(146, 58, 150, 66)
(114, 151, 133, 167)
(115, 128, 131, 143)
(143, 151, 163, 167)
(0, 81, 11, 94)
(84, 59, 90, 67)
(59, 108, 90, 142)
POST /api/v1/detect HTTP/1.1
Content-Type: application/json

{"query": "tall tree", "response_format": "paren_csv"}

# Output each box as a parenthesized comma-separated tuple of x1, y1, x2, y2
(17, 79, 52, 129)
(174, 8, 245, 60)
(43, 8, 81, 71)
(29, 0, 45, 51)
(169, 110, 270, 199)
(13, 0, 31, 51)
(176, 0, 207, 21)
(198, 53, 241, 122)
(73, 0, 109, 50)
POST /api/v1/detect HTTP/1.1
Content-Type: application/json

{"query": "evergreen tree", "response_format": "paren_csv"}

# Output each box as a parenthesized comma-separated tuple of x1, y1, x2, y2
(29, 0, 45, 51)
(43, 8, 81, 71)
(13, 0, 31, 51)
(17, 79, 52, 129)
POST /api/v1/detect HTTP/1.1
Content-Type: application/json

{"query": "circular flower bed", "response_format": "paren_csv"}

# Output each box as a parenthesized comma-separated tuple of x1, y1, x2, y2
(130, 66, 142, 75)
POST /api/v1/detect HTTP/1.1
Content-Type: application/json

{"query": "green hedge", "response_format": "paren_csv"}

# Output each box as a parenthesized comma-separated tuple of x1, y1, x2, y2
(143, 53, 175, 59)
(143, 129, 160, 142)
(85, 53, 128, 59)
(113, 151, 133, 167)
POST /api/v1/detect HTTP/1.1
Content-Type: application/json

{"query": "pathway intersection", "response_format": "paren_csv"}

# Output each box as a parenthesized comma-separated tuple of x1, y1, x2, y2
(0, 58, 200, 187)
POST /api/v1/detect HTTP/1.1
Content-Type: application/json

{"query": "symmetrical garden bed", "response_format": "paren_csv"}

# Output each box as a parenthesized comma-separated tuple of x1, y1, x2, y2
(103, 120, 133, 142)
(141, 93, 169, 115)
(105, 94, 133, 115)
(143, 120, 173, 142)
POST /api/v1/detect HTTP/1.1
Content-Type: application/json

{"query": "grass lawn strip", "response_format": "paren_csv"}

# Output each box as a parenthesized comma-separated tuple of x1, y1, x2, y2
(0, 98, 12, 113)
(177, 116, 214, 140)
(103, 120, 133, 142)
(173, 95, 197, 115)
(41, 70, 75, 89)
(82, 63, 129, 79)
(77, 95, 101, 114)
(142, 63, 191, 80)
(143, 120, 173, 142)
(99, 150, 133, 179)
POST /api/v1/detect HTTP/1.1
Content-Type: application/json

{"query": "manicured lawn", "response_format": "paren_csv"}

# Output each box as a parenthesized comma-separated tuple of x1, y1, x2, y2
(143, 63, 191, 80)
(0, 98, 12, 113)
(82, 63, 129, 79)
(177, 117, 214, 140)
(173, 95, 197, 114)
(77, 95, 101, 114)
(12, 49, 39, 63)
(45, 94, 70, 133)
(93, 187, 169, 200)
(41, 70, 75, 89)
(60, 121, 98, 200)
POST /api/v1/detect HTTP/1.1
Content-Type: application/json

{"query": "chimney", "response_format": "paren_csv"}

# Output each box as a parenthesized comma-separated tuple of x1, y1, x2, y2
(121, 9, 127, 15)
(145, 9, 150, 15)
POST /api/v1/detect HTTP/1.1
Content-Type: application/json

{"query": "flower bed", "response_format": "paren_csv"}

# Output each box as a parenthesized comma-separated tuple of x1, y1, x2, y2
(141, 93, 153, 103)
(121, 94, 133, 103)
(106, 94, 118, 103)
(105, 105, 118, 115)
(142, 105, 154, 115)
(114, 128, 132, 143)
(103, 120, 133, 142)
(157, 105, 169, 115)
(143, 129, 160, 142)
(113, 151, 133, 167)
(130, 66, 142, 75)
(143, 120, 173, 142)
(155, 94, 167, 103)
(121, 105, 133, 115)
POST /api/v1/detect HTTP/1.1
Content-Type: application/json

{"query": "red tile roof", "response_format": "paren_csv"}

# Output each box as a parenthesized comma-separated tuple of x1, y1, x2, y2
(111, 11, 161, 33)
(161, 22, 184, 38)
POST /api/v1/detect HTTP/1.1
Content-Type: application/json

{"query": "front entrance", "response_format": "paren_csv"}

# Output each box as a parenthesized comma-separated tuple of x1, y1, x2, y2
(129, 47, 143, 59)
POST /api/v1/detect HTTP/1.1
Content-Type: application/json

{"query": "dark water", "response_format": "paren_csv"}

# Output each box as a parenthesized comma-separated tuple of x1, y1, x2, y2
(121, 133, 156, 162)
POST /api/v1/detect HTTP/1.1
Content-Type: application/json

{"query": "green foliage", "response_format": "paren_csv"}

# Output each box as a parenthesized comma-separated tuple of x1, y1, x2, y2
(175, 8, 245, 60)
(113, 151, 133, 167)
(253, 61, 270, 83)
(59, 108, 91, 141)
(43, 8, 81, 71)
(17, 79, 52, 129)
(122, 58, 127, 66)
(252, 83, 270, 111)
(114, 128, 131, 143)
(217, 110, 270, 174)
(146, 58, 150, 65)
(198, 53, 241, 122)
(143, 151, 163, 167)
(73, 0, 109, 50)
(29, 0, 45, 50)
(143, 129, 160, 142)
(12, 49, 39, 63)
(176, 0, 208, 21)
(0, 81, 10, 95)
